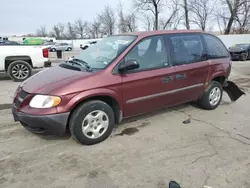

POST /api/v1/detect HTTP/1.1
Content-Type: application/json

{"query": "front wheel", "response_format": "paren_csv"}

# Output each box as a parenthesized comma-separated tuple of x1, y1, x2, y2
(7, 60, 32, 82)
(69, 100, 115, 145)
(198, 81, 223, 110)
(67, 47, 72, 51)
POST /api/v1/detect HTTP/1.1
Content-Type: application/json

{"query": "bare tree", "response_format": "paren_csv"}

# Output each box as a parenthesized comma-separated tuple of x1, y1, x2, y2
(36, 25, 47, 37)
(117, 2, 128, 33)
(98, 5, 116, 36)
(86, 19, 102, 38)
(141, 13, 154, 30)
(117, 1, 138, 33)
(183, 0, 190, 29)
(75, 18, 87, 39)
(66, 22, 77, 39)
(133, 0, 164, 30)
(236, 0, 250, 33)
(218, 0, 247, 34)
(189, 0, 214, 31)
(124, 13, 138, 32)
(158, 0, 180, 30)
(51, 23, 65, 39)
(216, 8, 228, 34)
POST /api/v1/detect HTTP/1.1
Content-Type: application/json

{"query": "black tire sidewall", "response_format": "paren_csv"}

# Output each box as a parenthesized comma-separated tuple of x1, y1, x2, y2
(7, 61, 32, 82)
(52, 48, 56, 52)
(241, 53, 247, 61)
(70, 100, 115, 145)
(67, 47, 72, 51)
(199, 81, 223, 110)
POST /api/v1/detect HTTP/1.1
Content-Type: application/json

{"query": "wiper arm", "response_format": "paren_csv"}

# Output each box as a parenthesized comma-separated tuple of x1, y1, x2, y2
(67, 57, 93, 71)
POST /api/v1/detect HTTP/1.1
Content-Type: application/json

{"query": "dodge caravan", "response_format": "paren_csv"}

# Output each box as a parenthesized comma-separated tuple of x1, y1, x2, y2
(12, 30, 242, 145)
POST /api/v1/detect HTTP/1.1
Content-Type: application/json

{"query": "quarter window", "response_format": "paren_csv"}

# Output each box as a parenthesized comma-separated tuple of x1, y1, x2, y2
(203, 34, 229, 58)
(125, 35, 169, 71)
(169, 34, 204, 65)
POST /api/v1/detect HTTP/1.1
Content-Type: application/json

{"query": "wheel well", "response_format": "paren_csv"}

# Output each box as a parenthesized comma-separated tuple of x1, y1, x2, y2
(67, 96, 121, 131)
(212, 76, 226, 85)
(5, 56, 33, 72)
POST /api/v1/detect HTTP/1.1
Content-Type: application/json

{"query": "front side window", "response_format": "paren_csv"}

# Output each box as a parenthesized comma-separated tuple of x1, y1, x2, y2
(124, 35, 169, 71)
(169, 34, 204, 66)
(203, 34, 229, 58)
(78, 35, 137, 69)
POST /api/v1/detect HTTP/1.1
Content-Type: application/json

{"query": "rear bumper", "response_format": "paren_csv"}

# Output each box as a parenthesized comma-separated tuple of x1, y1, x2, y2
(44, 60, 52, 67)
(12, 107, 70, 135)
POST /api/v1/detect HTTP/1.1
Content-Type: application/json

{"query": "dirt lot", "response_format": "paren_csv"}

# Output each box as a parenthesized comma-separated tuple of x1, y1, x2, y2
(0, 59, 250, 188)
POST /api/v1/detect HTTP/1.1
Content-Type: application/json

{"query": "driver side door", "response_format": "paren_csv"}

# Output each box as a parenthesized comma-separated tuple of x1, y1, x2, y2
(120, 35, 177, 117)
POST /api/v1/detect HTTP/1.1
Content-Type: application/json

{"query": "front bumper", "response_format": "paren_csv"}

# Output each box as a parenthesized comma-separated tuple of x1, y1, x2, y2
(230, 52, 247, 60)
(12, 107, 70, 135)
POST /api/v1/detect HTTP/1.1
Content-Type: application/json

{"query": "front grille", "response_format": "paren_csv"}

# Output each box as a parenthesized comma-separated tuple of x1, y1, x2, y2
(13, 88, 29, 109)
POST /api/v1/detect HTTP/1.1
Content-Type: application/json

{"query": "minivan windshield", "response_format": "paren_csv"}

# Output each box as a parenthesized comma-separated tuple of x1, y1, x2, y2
(77, 35, 137, 69)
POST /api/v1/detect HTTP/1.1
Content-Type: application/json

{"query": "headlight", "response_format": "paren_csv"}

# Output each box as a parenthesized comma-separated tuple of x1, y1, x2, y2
(29, 95, 61, 108)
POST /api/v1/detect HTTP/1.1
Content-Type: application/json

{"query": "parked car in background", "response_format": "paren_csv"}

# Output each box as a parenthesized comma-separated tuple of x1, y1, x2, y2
(80, 40, 98, 50)
(50, 43, 73, 52)
(0, 45, 50, 81)
(43, 41, 56, 50)
(0, 40, 19, 45)
(228, 43, 250, 61)
(12, 30, 241, 146)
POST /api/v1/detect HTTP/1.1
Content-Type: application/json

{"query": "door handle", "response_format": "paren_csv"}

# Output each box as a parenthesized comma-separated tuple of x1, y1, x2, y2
(176, 74, 186, 80)
(163, 76, 173, 83)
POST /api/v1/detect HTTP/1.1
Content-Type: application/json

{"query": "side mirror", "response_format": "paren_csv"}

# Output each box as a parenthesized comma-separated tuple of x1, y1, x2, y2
(118, 60, 139, 72)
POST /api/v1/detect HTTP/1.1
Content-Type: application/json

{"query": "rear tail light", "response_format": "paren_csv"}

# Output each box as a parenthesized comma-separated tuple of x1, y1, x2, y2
(43, 48, 49, 58)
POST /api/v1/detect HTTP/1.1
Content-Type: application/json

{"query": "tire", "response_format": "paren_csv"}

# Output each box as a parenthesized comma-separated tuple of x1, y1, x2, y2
(82, 46, 88, 50)
(198, 81, 223, 110)
(67, 47, 72, 51)
(7, 60, 32, 82)
(240, 53, 247, 61)
(69, 100, 115, 145)
(51, 48, 56, 52)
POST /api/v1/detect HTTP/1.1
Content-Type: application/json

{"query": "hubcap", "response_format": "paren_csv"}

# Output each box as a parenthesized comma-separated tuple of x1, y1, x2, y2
(12, 64, 29, 80)
(209, 87, 221, 106)
(82, 110, 109, 139)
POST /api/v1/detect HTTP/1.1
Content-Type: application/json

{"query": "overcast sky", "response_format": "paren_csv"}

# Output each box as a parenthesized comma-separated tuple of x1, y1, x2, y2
(0, 0, 130, 35)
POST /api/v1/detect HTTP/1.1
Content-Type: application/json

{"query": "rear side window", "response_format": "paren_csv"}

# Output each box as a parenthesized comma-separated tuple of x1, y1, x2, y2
(203, 34, 229, 58)
(168, 34, 204, 65)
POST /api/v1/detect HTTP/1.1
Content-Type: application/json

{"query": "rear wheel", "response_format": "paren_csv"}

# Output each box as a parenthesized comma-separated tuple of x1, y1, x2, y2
(69, 100, 115, 145)
(7, 60, 32, 82)
(67, 47, 72, 51)
(240, 53, 248, 61)
(198, 81, 223, 110)
(51, 48, 56, 52)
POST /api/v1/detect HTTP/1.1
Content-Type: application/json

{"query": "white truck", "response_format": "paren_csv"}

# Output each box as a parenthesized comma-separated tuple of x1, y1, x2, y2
(0, 45, 51, 82)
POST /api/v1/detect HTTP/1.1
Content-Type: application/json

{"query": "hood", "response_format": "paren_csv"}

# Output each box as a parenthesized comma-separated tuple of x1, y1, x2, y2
(229, 46, 248, 52)
(21, 64, 93, 94)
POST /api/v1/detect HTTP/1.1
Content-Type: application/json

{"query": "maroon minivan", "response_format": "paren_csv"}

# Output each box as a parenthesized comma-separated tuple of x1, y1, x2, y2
(12, 30, 233, 145)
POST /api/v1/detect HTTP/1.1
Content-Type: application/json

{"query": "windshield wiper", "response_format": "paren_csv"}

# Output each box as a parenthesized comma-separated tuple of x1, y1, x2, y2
(67, 58, 93, 71)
